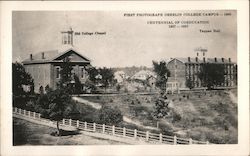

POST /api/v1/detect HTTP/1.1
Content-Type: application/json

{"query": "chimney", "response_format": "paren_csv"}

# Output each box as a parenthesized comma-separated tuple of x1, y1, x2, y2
(221, 58, 224, 62)
(30, 54, 33, 60)
(214, 57, 217, 62)
(203, 57, 206, 62)
(42, 52, 45, 59)
(195, 57, 198, 62)
(229, 58, 231, 62)
(188, 57, 190, 62)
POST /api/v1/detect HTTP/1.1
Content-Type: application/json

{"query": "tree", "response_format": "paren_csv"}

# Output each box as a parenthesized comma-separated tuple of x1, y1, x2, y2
(59, 57, 73, 91)
(73, 74, 82, 95)
(99, 67, 115, 91)
(13, 62, 34, 95)
(12, 62, 34, 107)
(152, 61, 170, 92)
(86, 67, 99, 84)
(198, 63, 225, 89)
(36, 88, 77, 135)
(186, 77, 194, 89)
(99, 105, 123, 125)
(153, 95, 170, 119)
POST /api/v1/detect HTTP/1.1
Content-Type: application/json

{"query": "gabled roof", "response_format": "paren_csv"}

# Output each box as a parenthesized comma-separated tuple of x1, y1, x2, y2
(166, 57, 203, 64)
(22, 47, 91, 65)
(22, 50, 59, 63)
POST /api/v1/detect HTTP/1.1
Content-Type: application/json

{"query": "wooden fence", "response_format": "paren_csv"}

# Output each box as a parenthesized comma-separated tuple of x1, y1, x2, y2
(13, 107, 210, 145)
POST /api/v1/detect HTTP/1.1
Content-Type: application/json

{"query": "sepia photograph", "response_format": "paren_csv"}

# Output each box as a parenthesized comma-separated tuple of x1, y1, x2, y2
(0, 1, 249, 156)
(12, 10, 237, 145)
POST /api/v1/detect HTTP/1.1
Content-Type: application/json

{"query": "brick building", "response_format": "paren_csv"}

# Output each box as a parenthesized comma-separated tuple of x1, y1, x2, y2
(22, 28, 91, 92)
(166, 57, 237, 93)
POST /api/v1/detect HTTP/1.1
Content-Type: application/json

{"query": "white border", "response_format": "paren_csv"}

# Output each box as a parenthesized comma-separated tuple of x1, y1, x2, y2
(1, 1, 249, 156)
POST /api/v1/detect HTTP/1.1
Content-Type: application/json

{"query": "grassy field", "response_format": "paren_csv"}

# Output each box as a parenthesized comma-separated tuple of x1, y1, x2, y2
(13, 117, 126, 145)
(76, 89, 238, 144)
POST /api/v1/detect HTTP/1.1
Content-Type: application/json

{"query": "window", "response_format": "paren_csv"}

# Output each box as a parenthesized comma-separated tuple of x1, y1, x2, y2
(81, 67, 85, 79)
(56, 67, 60, 79)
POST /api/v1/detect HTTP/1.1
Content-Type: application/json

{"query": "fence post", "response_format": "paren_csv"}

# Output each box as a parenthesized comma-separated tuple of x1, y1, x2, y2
(93, 123, 96, 132)
(62, 119, 65, 125)
(28, 111, 31, 117)
(189, 138, 192, 145)
(69, 119, 72, 126)
(84, 122, 87, 130)
(24, 110, 26, 116)
(15, 107, 18, 113)
(174, 135, 177, 145)
(146, 131, 149, 141)
(134, 129, 137, 139)
(76, 120, 79, 128)
(33, 112, 36, 118)
(112, 125, 115, 135)
(159, 133, 162, 143)
(206, 141, 209, 145)
(123, 127, 126, 137)
(19, 108, 21, 114)
(102, 124, 105, 133)
(38, 113, 41, 119)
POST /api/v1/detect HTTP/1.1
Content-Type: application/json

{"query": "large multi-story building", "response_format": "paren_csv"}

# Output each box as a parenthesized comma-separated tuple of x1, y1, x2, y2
(166, 56, 237, 93)
(22, 28, 91, 92)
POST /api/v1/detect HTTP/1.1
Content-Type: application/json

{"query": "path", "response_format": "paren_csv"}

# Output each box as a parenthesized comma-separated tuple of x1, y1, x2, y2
(13, 115, 152, 145)
(122, 116, 158, 130)
(72, 96, 102, 109)
(14, 117, 129, 145)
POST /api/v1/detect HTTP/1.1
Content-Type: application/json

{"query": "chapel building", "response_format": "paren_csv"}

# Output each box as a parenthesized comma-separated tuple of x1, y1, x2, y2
(22, 27, 91, 92)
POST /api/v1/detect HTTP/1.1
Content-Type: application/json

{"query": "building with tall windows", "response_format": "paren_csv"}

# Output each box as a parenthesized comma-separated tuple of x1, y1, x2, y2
(22, 27, 91, 92)
(166, 54, 237, 93)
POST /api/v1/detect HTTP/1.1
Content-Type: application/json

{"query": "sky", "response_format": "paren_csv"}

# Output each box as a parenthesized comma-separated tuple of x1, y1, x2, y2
(12, 11, 237, 67)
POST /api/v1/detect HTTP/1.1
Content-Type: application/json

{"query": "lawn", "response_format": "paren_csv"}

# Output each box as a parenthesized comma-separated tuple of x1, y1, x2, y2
(76, 90, 238, 144)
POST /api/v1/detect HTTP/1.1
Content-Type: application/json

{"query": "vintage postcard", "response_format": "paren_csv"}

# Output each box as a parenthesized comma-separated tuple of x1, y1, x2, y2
(1, 1, 249, 156)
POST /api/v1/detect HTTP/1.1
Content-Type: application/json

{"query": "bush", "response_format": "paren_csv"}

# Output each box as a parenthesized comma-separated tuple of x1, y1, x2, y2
(172, 111, 181, 123)
(99, 105, 123, 125)
(75, 102, 99, 123)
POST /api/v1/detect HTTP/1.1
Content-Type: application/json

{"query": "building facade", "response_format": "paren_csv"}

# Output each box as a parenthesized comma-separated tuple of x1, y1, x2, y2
(166, 57, 237, 93)
(22, 48, 91, 92)
(22, 27, 91, 93)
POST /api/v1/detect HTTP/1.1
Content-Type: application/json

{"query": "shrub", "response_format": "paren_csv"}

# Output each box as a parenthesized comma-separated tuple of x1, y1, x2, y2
(99, 105, 123, 125)
(131, 100, 135, 105)
(172, 111, 181, 123)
